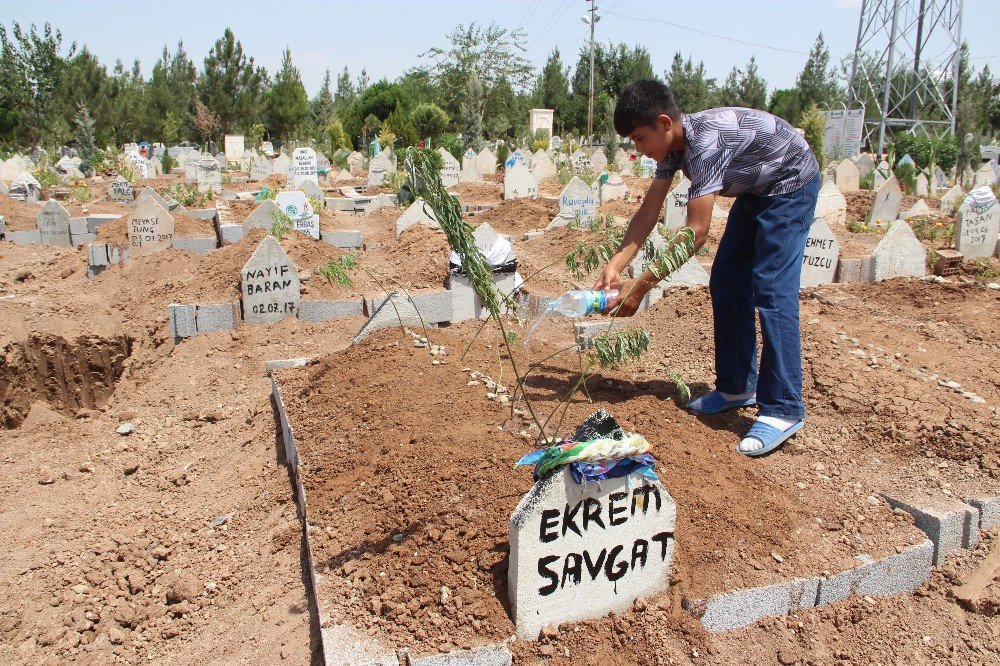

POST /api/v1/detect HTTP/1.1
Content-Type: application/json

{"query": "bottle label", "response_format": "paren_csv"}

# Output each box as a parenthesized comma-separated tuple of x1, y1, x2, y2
(586, 291, 606, 315)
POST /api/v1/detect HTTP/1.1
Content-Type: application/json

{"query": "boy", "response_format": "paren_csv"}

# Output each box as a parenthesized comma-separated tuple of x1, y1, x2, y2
(594, 79, 820, 457)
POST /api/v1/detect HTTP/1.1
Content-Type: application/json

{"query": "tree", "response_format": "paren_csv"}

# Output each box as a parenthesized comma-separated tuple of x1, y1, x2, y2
(264, 47, 310, 144)
(533, 48, 570, 122)
(198, 28, 265, 134)
(665, 53, 716, 113)
(55, 47, 112, 145)
(327, 116, 348, 152)
(397, 67, 438, 106)
(799, 103, 826, 171)
(334, 66, 356, 110)
(794, 33, 839, 118)
(422, 22, 533, 118)
(599, 43, 655, 99)
(193, 98, 220, 149)
(144, 42, 196, 143)
(0, 21, 76, 147)
(311, 68, 335, 136)
(74, 103, 97, 176)
(410, 102, 450, 140)
(460, 73, 485, 149)
(768, 88, 800, 123)
(385, 102, 417, 146)
(718, 57, 768, 109)
(107, 59, 146, 143)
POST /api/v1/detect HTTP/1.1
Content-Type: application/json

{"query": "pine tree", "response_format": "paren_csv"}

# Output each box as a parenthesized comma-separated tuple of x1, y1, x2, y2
(718, 57, 767, 110)
(264, 48, 310, 145)
(334, 66, 356, 110)
(795, 33, 839, 113)
(327, 116, 348, 151)
(665, 53, 716, 113)
(198, 28, 264, 134)
(74, 103, 96, 176)
(410, 102, 450, 140)
(461, 73, 485, 149)
(386, 101, 418, 146)
(311, 68, 335, 132)
(144, 42, 196, 143)
(534, 48, 569, 121)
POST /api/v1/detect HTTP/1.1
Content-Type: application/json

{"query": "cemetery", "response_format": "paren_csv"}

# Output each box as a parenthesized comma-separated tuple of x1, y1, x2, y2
(1, 6, 1000, 666)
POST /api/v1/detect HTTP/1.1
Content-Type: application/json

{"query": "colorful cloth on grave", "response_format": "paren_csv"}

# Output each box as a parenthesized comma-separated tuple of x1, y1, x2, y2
(515, 434, 658, 484)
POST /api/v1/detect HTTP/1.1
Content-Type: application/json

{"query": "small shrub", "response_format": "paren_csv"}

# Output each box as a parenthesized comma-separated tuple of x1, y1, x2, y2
(317, 254, 358, 286)
(859, 172, 874, 190)
(269, 209, 292, 240)
(894, 162, 916, 194)
(971, 259, 999, 280)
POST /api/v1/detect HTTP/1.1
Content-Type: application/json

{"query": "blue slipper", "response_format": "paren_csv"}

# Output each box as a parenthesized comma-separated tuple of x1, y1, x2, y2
(687, 391, 757, 415)
(738, 420, 804, 457)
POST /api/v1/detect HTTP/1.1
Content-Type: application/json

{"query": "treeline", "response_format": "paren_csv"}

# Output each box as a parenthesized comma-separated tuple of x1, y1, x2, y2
(1, 21, 997, 166)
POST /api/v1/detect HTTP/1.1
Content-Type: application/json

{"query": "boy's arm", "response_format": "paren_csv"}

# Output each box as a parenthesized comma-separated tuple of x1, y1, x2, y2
(601, 192, 715, 317)
(593, 177, 671, 290)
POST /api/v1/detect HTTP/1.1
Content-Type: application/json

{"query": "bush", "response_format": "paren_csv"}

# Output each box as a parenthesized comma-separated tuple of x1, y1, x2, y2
(799, 103, 826, 171)
(495, 142, 509, 170)
(890, 133, 958, 172)
(411, 103, 450, 142)
(161, 151, 175, 175)
(894, 162, 916, 194)
(436, 133, 463, 160)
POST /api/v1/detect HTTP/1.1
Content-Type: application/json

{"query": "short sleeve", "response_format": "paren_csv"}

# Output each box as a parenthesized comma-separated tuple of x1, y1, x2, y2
(654, 164, 677, 181)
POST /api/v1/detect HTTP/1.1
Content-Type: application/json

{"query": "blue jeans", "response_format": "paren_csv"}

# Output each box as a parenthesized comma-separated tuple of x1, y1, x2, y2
(708, 175, 820, 421)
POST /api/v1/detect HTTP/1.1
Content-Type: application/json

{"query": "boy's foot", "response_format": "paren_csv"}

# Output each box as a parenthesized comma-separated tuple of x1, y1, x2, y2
(687, 390, 756, 414)
(737, 416, 804, 457)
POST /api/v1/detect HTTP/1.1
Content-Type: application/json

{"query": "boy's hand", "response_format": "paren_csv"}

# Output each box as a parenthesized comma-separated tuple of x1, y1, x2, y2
(602, 279, 648, 317)
(593, 262, 624, 291)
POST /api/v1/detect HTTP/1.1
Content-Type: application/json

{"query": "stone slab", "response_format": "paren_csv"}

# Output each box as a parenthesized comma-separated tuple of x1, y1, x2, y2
(814, 180, 847, 226)
(558, 176, 597, 225)
(800, 218, 841, 288)
(663, 178, 690, 230)
(37, 199, 72, 246)
(321, 229, 362, 249)
(504, 163, 537, 200)
(663, 258, 710, 288)
(573, 321, 612, 349)
(353, 290, 451, 342)
(962, 496, 1000, 530)
(169, 303, 197, 340)
(955, 192, 999, 259)
(881, 495, 979, 564)
(172, 237, 217, 254)
(869, 175, 902, 223)
(240, 235, 301, 325)
(296, 299, 364, 323)
(816, 539, 933, 604)
(835, 257, 873, 283)
(871, 221, 925, 281)
(409, 644, 513, 666)
(219, 224, 245, 246)
(196, 303, 239, 334)
(687, 578, 819, 632)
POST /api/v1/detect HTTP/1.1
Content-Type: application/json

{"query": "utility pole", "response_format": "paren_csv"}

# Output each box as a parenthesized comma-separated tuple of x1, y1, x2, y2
(584, 0, 599, 146)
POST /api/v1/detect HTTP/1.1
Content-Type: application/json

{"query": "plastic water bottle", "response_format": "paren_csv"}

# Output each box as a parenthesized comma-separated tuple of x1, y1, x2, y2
(550, 290, 619, 317)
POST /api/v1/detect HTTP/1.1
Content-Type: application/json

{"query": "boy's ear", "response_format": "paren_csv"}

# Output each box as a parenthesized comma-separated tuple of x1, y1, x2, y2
(657, 114, 674, 132)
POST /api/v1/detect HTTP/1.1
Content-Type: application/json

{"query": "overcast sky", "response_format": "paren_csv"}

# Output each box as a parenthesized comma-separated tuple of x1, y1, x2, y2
(10, 0, 999, 96)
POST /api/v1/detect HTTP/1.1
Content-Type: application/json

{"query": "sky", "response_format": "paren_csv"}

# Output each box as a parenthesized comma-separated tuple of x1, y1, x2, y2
(5, 0, 998, 97)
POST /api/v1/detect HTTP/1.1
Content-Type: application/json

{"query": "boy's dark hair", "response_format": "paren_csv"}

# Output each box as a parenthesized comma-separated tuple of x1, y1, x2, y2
(614, 79, 681, 136)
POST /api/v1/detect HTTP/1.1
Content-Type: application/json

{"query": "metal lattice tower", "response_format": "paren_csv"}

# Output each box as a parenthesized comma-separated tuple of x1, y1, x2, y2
(847, 0, 964, 156)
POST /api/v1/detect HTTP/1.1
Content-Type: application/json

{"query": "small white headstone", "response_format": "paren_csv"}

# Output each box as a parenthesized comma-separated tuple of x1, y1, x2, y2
(955, 189, 1000, 258)
(127, 151, 149, 179)
(438, 148, 460, 188)
(663, 178, 690, 230)
(872, 160, 890, 190)
(599, 173, 628, 204)
(814, 180, 847, 226)
(477, 147, 497, 175)
(590, 150, 608, 172)
(855, 154, 874, 179)
(242, 199, 283, 232)
(508, 467, 675, 640)
(132, 186, 171, 212)
(504, 163, 537, 200)
(185, 152, 203, 181)
(36, 199, 72, 246)
(346, 151, 365, 172)
(272, 153, 291, 176)
(570, 149, 592, 173)
(224, 135, 245, 164)
(250, 156, 274, 182)
(196, 158, 222, 193)
(869, 176, 902, 224)
(903, 199, 933, 219)
(800, 218, 841, 288)
(973, 163, 996, 188)
(261, 141, 275, 157)
(639, 156, 657, 178)
(108, 176, 135, 204)
(274, 190, 320, 239)
(289, 147, 319, 189)
(367, 152, 393, 186)
(241, 235, 301, 324)
(395, 198, 440, 237)
(933, 165, 948, 192)
(835, 160, 860, 193)
(939, 185, 964, 211)
(915, 172, 929, 197)
(871, 221, 925, 281)
(128, 198, 174, 256)
(558, 177, 597, 225)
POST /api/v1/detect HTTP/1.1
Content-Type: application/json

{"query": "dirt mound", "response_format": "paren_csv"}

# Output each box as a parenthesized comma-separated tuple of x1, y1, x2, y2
(93, 212, 214, 242)
(449, 181, 503, 206)
(472, 198, 558, 237)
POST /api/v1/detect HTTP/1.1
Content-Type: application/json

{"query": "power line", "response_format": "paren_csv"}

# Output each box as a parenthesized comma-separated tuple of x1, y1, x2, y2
(527, 0, 575, 53)
(608, 9, 809, 56)
(512, 1, 544, 36)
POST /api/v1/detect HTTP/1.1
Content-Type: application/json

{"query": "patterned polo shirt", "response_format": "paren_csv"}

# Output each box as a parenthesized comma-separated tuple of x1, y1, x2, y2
(655, 107, 819, 199)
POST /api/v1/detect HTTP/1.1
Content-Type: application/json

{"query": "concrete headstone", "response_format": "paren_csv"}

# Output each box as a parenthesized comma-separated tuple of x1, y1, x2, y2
(800, 218, 841, 288)
(663, 178, 691, 230)
(869, 176, 903, 224)
(599, 173, 628, 204)
(132, 186, 171, 212)
(274, 190, 320, 239)
(240, 235, 301, 324)
(477, 147, 497, 175)
(224, 135, 245, 164)
(835, 160, 860, 193)
(242, 199, 283, 232)
(873, 160, 890, 190)
(508, 467, 675, 639)
(367, 152, 393, 186)
(974, 163, 996, 188)
(395, 198, 440, 237)
(639, 156, 657, 178)
(570, 149, 592, 172)
(438, 147, 460, 188)
(250, 156, 274, 182)
(903, 199, 933, 219)
(460, 148, 482, 183)
(289, 147, 319, 189)
(558, 177, 597, 225)
(933, 166, 947, 194)
(531, 150, 557, 180)
(915, 172, 929, 197)
(814, 180, 847, 226)
(127, 152, 149, 179)
(346, 151, 365, 173)
(855, 154, 874, 179)
(108, 176, 135, 204)
(196, 158, 222, 193)
(871, 221, 926, 280)
(272, 153, 291, 177)
(504, 163, 538, 200)
(36, 199, 72, 246)
(127, 198, 174, 256)
(939, 185, 964, 212)
(955, 189, 999, 258)
(590, 150, 608, 172)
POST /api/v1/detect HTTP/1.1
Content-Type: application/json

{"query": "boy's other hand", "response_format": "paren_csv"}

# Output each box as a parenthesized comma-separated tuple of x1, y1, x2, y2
(593, 263, 623, 291)
(602, 279, 646, 317)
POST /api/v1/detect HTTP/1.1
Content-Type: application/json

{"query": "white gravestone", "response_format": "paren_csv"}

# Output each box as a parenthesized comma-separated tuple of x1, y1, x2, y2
(914, 172, 928, 196)
(855, 154, 874, 180)
(36, 199, 72, 246)
(346, 151, 365, 173)
(272, 153, 291, 177)
(241, 235, 301, 325)
(395, 198, 440, 237)
(873, 160, 890, 190)
(662, 178, 691, 230)
(800, 218, 841, 288)
(570, 150, 592, 173)
(973, 163, 995, 188)
(903, 199, 933, 219)
(508, 149, 528, 169)
(224, 135, 245, 165)
(558, 177, 597, 225)
(869, 176, 902, 224)
(532, 150, 556, 181)
(274, 190, 320, 240)
(599, 173, 628, 204)
(132, 186, 171, 212)
(504, 163, 538, 200)
(250, 156, 274, 182)
(127, 198, 174, 256)
(939, 185, 964, 211)
(460, 148, 482, 183)
(835, 160, 860, 193)
(300, 180, 324, 208)
(108, 176, 135, 204)
(508, 467, 675, 640)
(438, 148, 460, 188)
(590, 150, 608, 172)
(639, 156, 657, 178)
(871, 221, 926, 281)
(367, 152, 393, 187)
(127, 152, 149, 179)
(933, 166, 947, 195)
(242, 199, 283, 232)
(814, 180, 847, 226)
(477, 148, 497, 175)
(289, 147, 319, 189)
(955, 190, 999, 259)
(261, 141, 275, 157)
(196, 158, 222, 193)
(183, 151, 201, 180)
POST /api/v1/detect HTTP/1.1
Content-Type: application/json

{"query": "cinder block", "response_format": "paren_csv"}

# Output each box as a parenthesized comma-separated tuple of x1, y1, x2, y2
(816, 538, 933, 604)
(410, 290, 453, 324)
(196, 302, 239, 334)
(354, 291, 445, 342)
(297, 299, 364, 323)
(409, 644, 513, 666)
(106, 244, 129, 265)
(219, 224, 244, 245)
(172, 236, 217, 254)
(835, 257, 874, 283)
(265, 358, 314, 371)
(169, 303, 197, 340)
(522, 231, 544, 241)
(963, 495, 1000, 530)
(69, 217, 89, 235)
(687, 578, 819, 632)
(71, 232, 96, 246)
(574, 321, 612, 348)
(881, 494, 979, 563)
(326, 197, 356, 212)
(6, 229, 41, 245)
(87, 214, 119, 233)
(186, 208, 217, 220)
(321, 229, 362, 248)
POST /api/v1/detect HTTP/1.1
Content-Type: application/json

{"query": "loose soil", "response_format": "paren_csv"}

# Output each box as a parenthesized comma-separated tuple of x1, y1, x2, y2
(0, 170, 998, 666)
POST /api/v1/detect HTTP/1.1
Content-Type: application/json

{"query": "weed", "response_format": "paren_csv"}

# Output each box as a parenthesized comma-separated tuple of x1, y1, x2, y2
(971, 259, 999, 279)
(269, 210, 292, 241)
(317, 254, 358, 286)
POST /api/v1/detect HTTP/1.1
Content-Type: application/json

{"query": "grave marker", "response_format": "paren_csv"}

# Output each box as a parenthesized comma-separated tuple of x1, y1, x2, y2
(903, 199, 933, 219)
(127, 151, 149, 179)
(438, 147, 460, 188)
(183, 150, 201, 180)
(477, 147, 497, 175)
(939, 185, 964, 211)
(108, 176, 135, 204)
(250, 156, 274, 182)
(873, 160, 890, 190)
(532, 149, 556, 180)
(224, 135, 245, 165)
(127, 198, 174, 256)
(241, 235, 300, 324)
(559, 177, 597, 225)
(639, 156, 657, 178)
(367, 152, 393, 186)
(196, 158, 222, 193)
(800, 218, 841, 288)
(508, 467, 675, 639)
(274, 190, 320, 239)
(599, 172, 628, 204)
(272, 153, 291, 176)
(855, 154, 874, 180)
(289, 147, 319, 189)
(132, 186, 171, 212)
(974, 163, 996, 188)
(869, 176, 903, 224)
(663, 178, 691, 230)
(835, 160, 860, 193)
(36, 199, 72, 246)
(261, 141, 275, 157)
(504, 163, 537, 200)
(242, 199, 283, 231)
(933, 166, 947, 193)
(346, 151, 365, 172)
(915, 172, 928, 196)
(871, 221, 925, 280)
(10, 172, 41, 202)
(814, 180, 847, 226)
(395, 198, 440, 237)
(590, 150, 608, 172)
(570, 149, 592, 172)
(955, 189, 999, 258)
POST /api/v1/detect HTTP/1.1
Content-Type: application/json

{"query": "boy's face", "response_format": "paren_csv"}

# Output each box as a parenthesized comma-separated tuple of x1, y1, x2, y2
(627, 115, 674, 161)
